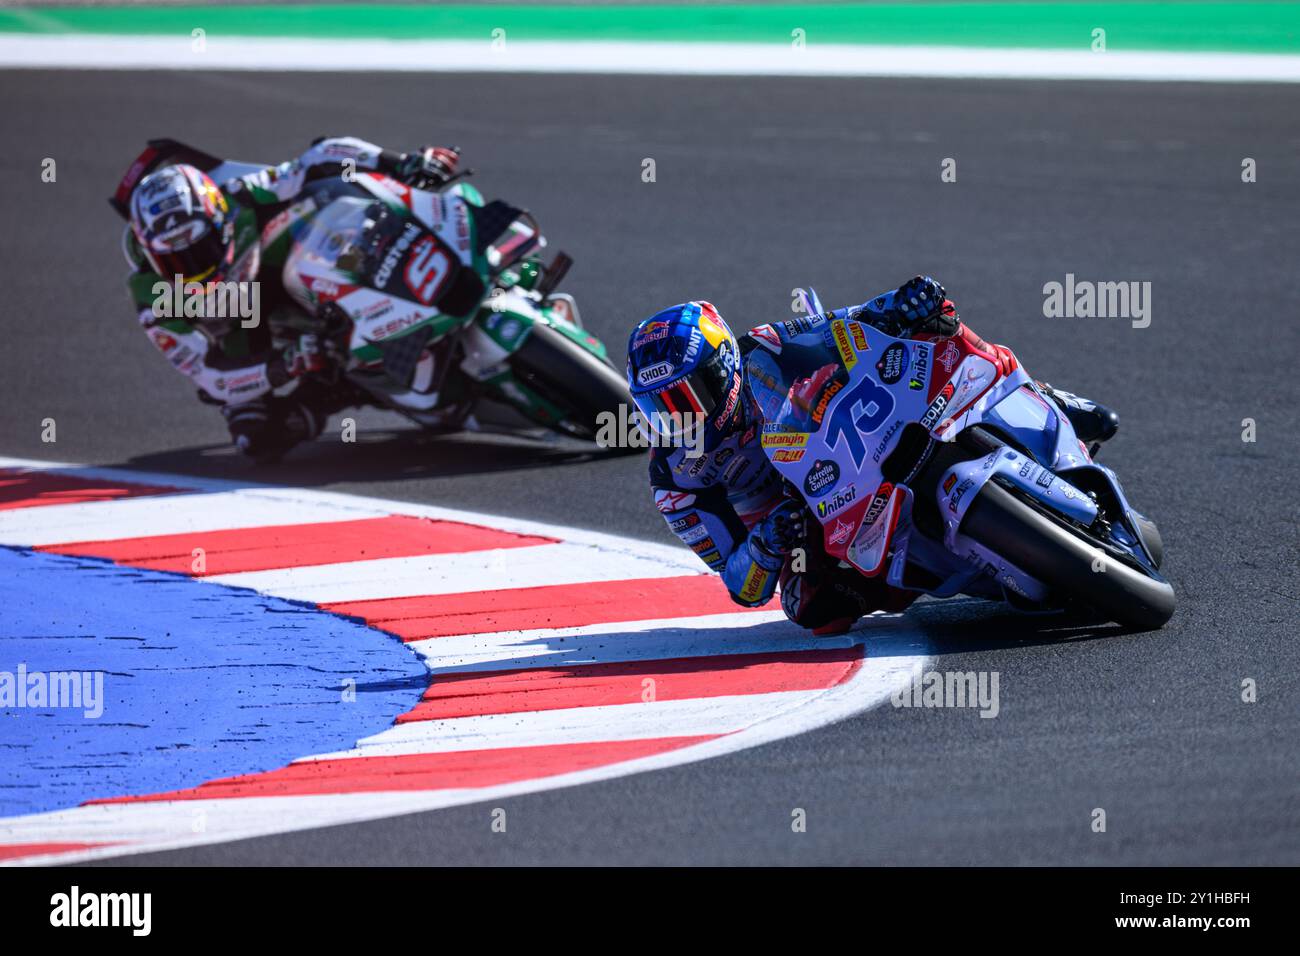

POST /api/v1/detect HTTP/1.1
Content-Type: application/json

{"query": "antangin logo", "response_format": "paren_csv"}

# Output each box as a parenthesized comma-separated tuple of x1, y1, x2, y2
(831, 319, 858, 370)
(761, 429, 809, 449)
(739, 564, 771, 604)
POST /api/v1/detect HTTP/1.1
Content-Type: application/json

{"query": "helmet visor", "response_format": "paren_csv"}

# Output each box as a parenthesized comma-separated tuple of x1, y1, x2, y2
(632, 349, 734, 444)
(143, 223, 231, 283)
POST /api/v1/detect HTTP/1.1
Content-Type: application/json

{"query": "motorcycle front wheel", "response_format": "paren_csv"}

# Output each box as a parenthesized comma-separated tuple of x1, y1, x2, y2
(506, 322, 633, 444)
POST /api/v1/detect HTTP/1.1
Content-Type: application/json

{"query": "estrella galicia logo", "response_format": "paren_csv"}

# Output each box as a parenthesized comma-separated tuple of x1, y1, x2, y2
(802, 458, 840, 497)
(876, 342, 907, 385)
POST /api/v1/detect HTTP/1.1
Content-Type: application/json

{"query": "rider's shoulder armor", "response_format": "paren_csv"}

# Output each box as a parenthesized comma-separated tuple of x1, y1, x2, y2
(649, 412, 782, 527)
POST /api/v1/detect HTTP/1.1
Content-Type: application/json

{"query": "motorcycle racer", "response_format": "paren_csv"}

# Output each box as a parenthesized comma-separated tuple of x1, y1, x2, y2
(627, 277, 1120, 633)
(122, 136, 460, 461)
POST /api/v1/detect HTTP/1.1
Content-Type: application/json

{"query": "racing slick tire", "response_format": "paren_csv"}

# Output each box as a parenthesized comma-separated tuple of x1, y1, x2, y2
(961, 480, 1176, 631)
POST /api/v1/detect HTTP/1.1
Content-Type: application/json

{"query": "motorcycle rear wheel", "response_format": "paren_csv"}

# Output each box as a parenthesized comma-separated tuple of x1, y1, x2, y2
(961, 480, 1175, 631)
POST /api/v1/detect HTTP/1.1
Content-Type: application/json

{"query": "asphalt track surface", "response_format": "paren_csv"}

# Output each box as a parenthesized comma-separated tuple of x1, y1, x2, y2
(0, 69, 1296, 865)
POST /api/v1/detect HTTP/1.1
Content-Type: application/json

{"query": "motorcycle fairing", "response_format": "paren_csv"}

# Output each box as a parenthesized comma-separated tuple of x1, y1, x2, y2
(759, 316, 992, 577)
(760, 297, 1160, 600)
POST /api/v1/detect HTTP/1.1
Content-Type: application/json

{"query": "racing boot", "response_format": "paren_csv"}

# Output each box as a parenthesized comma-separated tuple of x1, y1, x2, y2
(1037, 382, 1120, 445)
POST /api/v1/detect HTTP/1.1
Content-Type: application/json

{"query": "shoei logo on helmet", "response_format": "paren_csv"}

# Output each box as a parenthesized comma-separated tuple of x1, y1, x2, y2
(637, 362, 676, 388)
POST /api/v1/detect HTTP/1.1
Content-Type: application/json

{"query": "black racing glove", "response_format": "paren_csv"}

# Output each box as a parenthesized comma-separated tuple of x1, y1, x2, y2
(395, 146, 461, 188)
(856, 275, 961, 338)
(892, 275, 961, 336)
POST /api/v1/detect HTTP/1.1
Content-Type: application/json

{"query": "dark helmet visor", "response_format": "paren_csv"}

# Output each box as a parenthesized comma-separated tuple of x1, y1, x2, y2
(631, 346, 735, 443)
(143, 224, 231, 283)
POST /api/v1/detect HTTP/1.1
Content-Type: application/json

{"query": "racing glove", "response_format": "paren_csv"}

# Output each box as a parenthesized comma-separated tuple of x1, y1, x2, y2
(396, 146, 460, 187)
(893, 275, 962, 337)
(748, 499, 807, 571)
(285, 333, 326, 378)
(891, 275, 945, 324)
(269, 334, 327, 386)
(857, 275, 961, 338)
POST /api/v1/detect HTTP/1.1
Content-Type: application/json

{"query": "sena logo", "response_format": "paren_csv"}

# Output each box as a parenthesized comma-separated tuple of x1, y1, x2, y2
(637, 362, 676, 387)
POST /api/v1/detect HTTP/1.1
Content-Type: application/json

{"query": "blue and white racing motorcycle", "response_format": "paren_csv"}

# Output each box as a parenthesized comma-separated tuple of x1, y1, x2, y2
(749, 290, 1174, 630)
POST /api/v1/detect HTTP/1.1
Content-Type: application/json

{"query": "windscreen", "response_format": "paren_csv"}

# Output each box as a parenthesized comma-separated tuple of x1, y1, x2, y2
(746, 339, 848, 432)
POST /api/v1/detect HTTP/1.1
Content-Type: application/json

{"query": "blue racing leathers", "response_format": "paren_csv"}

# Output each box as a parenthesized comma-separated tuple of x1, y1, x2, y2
(648, 283, 943, 623)
(649, 396, 787, 608)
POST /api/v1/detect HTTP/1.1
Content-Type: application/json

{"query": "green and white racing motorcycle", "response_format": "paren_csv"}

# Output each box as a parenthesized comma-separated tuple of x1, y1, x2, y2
(113, 139, 631, 442)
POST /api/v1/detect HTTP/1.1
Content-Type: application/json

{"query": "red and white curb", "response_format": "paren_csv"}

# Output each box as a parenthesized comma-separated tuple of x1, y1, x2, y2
(0, 456, 929, 864)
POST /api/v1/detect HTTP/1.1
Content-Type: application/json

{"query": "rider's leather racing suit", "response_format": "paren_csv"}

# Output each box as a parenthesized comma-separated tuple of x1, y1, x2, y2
(122, 137, 426, 460)
(648, 284, 957, 631)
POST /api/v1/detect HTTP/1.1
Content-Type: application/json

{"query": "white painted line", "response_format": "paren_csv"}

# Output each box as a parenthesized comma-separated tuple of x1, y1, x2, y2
(407, 609, 920, 675)
(0, 489, 389, 547)
(0, 455, 696, 567)
(0, 35, 1298, 82)
(211, 540, 690, 603)
(307, 690, 819, 759)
